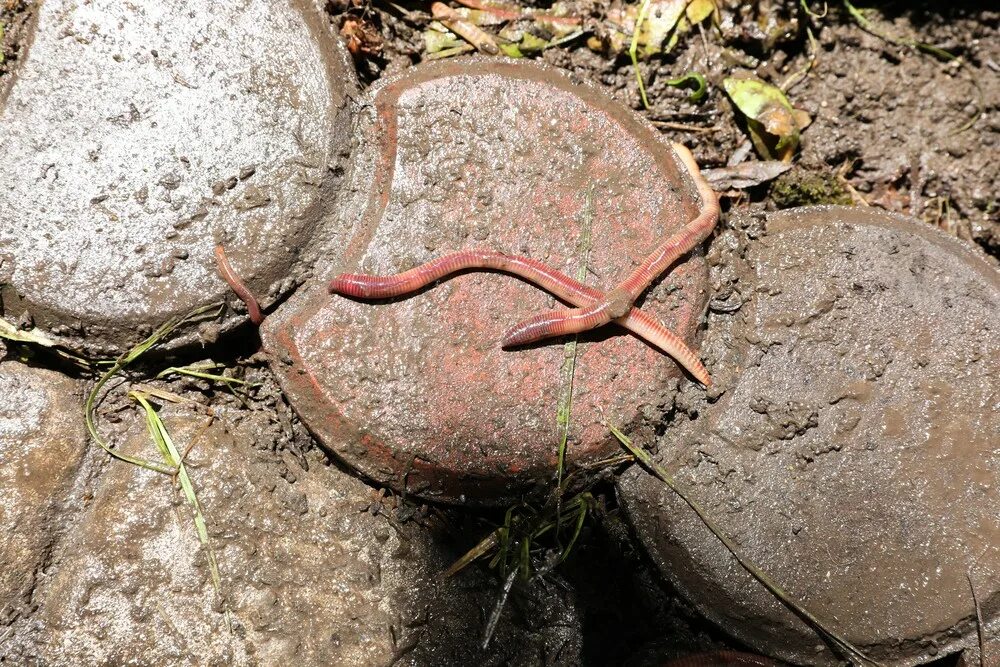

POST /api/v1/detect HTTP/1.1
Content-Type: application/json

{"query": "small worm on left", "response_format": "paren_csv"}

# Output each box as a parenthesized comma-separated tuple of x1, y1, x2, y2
(214, 244, 264, 325)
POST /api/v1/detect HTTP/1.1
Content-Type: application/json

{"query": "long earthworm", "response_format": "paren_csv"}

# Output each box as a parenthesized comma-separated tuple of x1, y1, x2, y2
(329, 249, 710, 385)
(501, 143, 719, 348)
(214, 244, 264, 325)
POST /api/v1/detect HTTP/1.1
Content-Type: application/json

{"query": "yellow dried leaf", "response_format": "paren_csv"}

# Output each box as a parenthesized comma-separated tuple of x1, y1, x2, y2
(639, 0, 687, 57)
(685, 0, 716, 24)
(723, 76, 805, 162)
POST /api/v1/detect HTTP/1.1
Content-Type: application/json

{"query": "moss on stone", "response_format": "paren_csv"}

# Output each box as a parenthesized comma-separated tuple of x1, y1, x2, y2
(770, 169, 853, 208)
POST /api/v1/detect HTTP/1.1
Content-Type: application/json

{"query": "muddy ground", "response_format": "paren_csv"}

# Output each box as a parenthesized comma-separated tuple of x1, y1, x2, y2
(0, 0, 997, 665)
(342, 0, 998, 255)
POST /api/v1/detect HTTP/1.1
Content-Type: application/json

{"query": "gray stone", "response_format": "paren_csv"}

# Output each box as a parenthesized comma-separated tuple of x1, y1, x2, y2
(619, 207, 1000, 666)
(0, 0, 355, 355)
(10, 405, 580, 665)
(0, 360, 85, 628)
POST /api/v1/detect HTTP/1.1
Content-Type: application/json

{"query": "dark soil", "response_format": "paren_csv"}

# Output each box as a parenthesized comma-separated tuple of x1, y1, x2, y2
(0, 1, 35, 93)
(330, 0, 999, 256)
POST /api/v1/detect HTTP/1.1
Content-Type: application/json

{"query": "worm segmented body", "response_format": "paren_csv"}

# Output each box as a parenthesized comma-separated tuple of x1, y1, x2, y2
(332, 251, 581, 302)
(501, 144, 719, 349)
(330, 249, 710, 385)
(215, 245, 264, 325)
(328, 143, 718, 385)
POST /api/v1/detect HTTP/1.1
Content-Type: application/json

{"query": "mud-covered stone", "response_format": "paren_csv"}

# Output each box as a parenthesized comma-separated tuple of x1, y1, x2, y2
(619, 207, 1000, 665)
(6, 406, 580, 665)
(265, 57, 710, 504)
(0, 360, 85, 627)
(0, 0, 355, 355)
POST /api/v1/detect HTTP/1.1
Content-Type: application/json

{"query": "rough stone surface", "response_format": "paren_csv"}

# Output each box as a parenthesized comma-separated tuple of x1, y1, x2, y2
(4, 405, 581, 666)
(0, 360, 86, 629)
(619, 206, 1000, 666)
(0, 0, 355, 355)
(265, 57, 710, 505)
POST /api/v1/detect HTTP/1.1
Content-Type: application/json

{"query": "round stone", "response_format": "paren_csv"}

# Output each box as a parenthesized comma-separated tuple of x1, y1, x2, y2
(264, 58, 710, 504)
(0, 360, 86, 625)
(619, 206, 1000, 665)
(6, 405, 581, 665)
(0, 0, 354, 354)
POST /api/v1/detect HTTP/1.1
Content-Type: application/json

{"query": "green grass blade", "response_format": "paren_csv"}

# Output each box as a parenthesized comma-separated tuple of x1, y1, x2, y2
(800, 0, 828, 19)
(609, 424, 881, 666)
(442, 529, 501, 579)
(630, 0, 653, 109)
(554, 493, 590, 565)
(555, 186, 595, 492)
(665, 72, 707, 101)
(132, 393, 228, 627)
(842, 0, 955, 61)
(84, 303, 222, 475)
(156, 363, 259, 387)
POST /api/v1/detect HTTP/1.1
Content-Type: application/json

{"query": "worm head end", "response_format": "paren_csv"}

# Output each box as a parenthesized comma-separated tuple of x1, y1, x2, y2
(500, 327, 534, 349)
(329, 275, 365, 297)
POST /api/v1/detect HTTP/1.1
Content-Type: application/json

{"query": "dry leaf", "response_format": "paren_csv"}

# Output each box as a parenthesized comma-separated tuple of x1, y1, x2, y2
(702, 161, 793, 190)
(723, 76, 810, 162)
(601, 0, 716, 56)
(340, 16, 383, 59)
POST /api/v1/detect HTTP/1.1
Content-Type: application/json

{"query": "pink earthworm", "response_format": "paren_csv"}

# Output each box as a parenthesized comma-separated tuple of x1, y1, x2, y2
(214, 245, 264, 325)
(501, 143, 719, 348)
(329, 249, 710, 385)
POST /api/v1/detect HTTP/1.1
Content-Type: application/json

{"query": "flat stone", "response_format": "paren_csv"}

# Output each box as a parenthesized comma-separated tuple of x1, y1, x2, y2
(264, 58, 710, 504)
(0, 0, 354, 354)
(619, 207, 1000, 665)
(9, 406, 581, 665)
(0, 360, 86, 627)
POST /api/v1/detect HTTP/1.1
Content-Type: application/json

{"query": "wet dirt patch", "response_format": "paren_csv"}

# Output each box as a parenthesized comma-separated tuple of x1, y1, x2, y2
(3, 402, 581, 665)
(791, 11, 999, 250)
(0, 1, 36, 96)
(0, 360, 85, 630)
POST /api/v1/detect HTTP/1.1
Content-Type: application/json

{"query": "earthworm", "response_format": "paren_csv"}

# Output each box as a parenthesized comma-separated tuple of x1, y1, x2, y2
(329, 249, 710, 385)
(501, 143, 719, 348)
(618, 144, 720, 297)
(214, 244, 264, 325)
